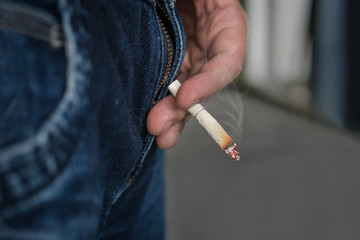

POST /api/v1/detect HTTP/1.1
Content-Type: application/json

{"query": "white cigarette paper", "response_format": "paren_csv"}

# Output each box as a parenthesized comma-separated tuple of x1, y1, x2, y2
(168, 80, 240, 161)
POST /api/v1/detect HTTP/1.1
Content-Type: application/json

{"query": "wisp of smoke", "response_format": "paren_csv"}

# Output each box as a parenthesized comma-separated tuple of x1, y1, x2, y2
(204, 84, 244, 145)
(196, 0, 244, 145)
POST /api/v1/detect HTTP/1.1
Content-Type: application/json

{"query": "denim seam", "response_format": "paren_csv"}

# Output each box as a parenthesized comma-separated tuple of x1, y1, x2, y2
(168, 5, 184, 81)
(121, 0, 185, 189)
(117, 0, 165, 194)
(98, 134, 155, 231)
(152, 1, 166, 105)
(114, 134, 155, 201)
(155, 1, 185, 101)
(97, 2, 165, 226)
(120, 0, 180, 191)
(121, 1, 165, 189)
(0, 0, 92, 209)
(0, 1, 64, 48)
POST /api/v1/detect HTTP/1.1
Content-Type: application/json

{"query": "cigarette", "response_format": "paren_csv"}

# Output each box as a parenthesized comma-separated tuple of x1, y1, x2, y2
(168, 80, 240, 161)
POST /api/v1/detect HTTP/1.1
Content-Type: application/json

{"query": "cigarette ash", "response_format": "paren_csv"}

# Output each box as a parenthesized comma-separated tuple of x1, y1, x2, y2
(224, 143, 240, 161)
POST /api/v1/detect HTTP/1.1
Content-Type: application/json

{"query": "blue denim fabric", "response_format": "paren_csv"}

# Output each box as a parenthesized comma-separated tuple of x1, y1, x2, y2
(0, 0, 185, 239)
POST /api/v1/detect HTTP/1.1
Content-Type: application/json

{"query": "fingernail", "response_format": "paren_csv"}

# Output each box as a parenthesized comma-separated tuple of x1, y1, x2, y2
(193, 99, 200, 105)
(188, 99, 200, 109)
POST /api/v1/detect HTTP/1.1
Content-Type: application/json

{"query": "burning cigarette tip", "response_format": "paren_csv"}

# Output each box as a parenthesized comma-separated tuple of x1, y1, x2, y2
(224, 143, 240, 161)
(168, 80, 241, 161)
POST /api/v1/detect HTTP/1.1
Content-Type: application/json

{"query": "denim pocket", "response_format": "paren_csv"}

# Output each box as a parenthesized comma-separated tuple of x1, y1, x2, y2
(0, 1, 92, 211)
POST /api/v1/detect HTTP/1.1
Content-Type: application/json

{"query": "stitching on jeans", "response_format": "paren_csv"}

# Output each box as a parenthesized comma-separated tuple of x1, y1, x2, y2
(154, 0, 185, 102)
(151, 0, 166, 106)
(100, 134, 155, 230)
(167, 1, 184, 80)
(119, 0, 185, 195)
(99, 3, 163, 226)
(0, 1, 64, 48)
(121, 0, 177, 191)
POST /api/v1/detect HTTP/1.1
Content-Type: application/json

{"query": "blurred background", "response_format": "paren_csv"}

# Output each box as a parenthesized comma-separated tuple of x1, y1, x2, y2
(165, 0, 360, 239)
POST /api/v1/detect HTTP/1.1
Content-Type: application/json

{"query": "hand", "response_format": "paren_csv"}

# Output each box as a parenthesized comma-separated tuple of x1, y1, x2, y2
(147, 0, 247, 149)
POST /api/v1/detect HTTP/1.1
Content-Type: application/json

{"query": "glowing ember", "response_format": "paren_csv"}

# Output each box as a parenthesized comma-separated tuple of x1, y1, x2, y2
(224, 143, 240, 161)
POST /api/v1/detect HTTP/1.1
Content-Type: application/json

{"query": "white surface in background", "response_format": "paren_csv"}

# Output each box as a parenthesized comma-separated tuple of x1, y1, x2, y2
(246, 0, 312, 85)
(246, 0, 271, 85)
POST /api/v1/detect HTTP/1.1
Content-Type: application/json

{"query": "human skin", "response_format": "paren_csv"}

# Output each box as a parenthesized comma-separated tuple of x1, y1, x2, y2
(147, 0, 247, 149)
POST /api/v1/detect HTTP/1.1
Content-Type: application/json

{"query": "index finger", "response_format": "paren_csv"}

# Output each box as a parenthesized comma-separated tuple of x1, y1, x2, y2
(176, 3, 247, 109)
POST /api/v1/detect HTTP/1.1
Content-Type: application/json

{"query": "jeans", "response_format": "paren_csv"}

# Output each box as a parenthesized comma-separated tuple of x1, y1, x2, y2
(0, 0, 185, 239)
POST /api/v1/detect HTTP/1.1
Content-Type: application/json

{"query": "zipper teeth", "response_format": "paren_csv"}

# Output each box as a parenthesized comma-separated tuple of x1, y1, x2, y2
(153, 0, 174, 105)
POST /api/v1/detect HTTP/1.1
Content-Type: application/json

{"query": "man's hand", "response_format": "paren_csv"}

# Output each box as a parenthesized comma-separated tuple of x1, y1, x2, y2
(147, 0, 247, 149)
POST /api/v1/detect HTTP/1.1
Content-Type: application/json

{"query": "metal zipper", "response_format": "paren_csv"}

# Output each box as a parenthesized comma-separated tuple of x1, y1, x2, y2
(152, 0, 174, 105)
(124, 1, 175, 187)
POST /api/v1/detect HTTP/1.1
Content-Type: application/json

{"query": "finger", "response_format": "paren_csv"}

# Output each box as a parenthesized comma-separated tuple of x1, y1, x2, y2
(176, 1, 247, 109)
(147, 95, 188, 136)
(155, 121, 186, 149)
(176, 52, 243, 109)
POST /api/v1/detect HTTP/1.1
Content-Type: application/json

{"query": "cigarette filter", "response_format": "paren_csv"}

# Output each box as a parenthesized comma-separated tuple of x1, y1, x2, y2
(168, 80, 240, 161)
